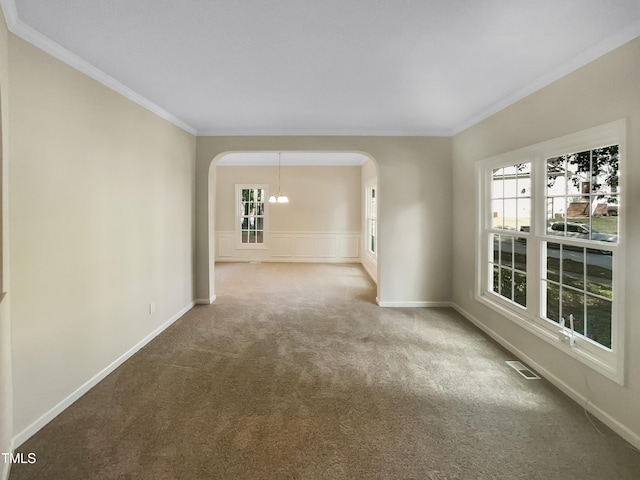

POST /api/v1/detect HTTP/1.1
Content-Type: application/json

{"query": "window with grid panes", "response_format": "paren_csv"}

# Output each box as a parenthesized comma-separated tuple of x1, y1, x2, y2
(489, 163, 531, 307)
(542, 146, 618, 350)
(236, 185, 267, 247)
(477, 120, 625, 384)
(367, 185, 377, 255)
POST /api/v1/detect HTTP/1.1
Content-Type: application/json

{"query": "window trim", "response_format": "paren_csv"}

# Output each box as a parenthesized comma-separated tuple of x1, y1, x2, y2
(475, 119, 626, 385)
(366, 183, 377, 257)
(235, 184, 269, 250)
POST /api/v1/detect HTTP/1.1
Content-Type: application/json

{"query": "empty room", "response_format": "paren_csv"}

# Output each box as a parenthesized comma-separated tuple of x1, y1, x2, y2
(1, 1, 640, 479)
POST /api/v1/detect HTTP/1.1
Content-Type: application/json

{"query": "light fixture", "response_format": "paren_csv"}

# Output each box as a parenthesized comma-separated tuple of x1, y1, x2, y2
(269, 152, 289, 204)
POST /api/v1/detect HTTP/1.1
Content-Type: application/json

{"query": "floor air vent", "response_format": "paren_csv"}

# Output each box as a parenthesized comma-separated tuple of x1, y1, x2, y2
(506, 361, 540, 380)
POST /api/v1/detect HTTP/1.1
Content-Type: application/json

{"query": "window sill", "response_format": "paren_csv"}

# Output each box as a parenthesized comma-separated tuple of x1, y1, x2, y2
(235, 244, 268, 250)
(476, 292, 623, 385)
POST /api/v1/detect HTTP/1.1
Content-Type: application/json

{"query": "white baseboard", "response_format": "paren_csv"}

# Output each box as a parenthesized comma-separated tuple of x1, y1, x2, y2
(360, 258, 377, 285)
(451, 302, 640, 451)
(194, 296, 216, 305)
(378, 300, 453, 308)
(1, 440, 12, 480)
(12, 301, 195, 448)
(215, 258, 359, 264)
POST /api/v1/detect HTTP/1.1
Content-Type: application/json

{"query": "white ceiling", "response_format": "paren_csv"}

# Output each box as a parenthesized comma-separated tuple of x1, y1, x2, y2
(4, 1, 640, 137)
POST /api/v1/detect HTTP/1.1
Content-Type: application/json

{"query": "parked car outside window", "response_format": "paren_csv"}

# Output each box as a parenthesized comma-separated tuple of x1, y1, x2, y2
(548, 221, 617, 243)
(547, 221, 616, 254)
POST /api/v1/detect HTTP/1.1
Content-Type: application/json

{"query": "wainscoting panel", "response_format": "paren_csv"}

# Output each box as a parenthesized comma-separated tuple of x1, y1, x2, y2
(295, 237, 316, 258)
(339, 237, 359, 258)
(316, 237, 337, 258)
(271, 235, 294, 257)
(218, 234, 233, 257)
(215, 231, 360, 263)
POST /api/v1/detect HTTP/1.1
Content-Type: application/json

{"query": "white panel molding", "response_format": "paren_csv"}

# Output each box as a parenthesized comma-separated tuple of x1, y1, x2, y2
(316, 237, 337, 258)
(215, 231, 360, 263)
(295, 237, 315, 258)
(0, 0, 196, 135)
(270, 235, 294, 257)
(217, 234, 233, 258)
(339, 237, 359, 258)
(451, 302, 640, 451)
(12, 301, 195, 448)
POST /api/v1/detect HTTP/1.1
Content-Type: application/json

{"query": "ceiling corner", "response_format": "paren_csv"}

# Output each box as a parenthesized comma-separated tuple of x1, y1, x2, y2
(2, 0, 198, 136)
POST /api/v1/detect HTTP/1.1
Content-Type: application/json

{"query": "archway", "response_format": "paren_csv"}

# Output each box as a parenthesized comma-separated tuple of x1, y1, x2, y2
(200, 150, 380, 304)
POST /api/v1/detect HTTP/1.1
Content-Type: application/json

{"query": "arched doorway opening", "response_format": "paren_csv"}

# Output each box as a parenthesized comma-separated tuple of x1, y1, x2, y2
(203, 151, 380, 303)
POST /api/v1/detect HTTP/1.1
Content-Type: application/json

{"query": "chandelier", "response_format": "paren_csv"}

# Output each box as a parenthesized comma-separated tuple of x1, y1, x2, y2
(268, 152, 289, 203)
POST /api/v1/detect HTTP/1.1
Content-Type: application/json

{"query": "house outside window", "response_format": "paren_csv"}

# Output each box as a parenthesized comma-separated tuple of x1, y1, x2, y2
(235, 185, 267, 248)
(476, 120, 626, 384)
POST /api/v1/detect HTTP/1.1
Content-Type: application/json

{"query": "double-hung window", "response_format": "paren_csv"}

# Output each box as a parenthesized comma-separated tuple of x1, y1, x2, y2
(477, 120, 626, 383)
(235, 185, 267, 248)
(366, 185, 377, 256)
(489, 163, 531, 308)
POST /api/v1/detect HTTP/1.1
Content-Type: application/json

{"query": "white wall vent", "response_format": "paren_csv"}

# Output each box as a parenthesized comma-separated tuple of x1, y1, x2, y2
(506, 361, 540, 380)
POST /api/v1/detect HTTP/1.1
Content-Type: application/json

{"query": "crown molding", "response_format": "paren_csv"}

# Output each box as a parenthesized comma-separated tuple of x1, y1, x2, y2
(196, 128, 454, 137)
(2, 1, 638, 139)
(0, 0, 17, 31)
(0, 0, 197, 135)
(453, 19, 640, 135)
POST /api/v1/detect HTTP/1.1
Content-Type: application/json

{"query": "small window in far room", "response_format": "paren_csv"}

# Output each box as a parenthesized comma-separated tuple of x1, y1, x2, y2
(235, 185, 267, 248)
(367, 185, 377, 255)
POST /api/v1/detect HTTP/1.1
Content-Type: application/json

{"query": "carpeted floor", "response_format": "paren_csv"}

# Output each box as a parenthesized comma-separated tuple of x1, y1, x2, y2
(10, 262, 640, 479)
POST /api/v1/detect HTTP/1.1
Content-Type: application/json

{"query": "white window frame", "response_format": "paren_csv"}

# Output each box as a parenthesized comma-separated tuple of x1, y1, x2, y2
(235, 184, 268, 249)
(475, 119, 626, 384)
(366, 184, 377, 257)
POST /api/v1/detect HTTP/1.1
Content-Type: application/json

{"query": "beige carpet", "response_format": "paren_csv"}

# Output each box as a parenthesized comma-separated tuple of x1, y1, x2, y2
(10, 262, 640, 479)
